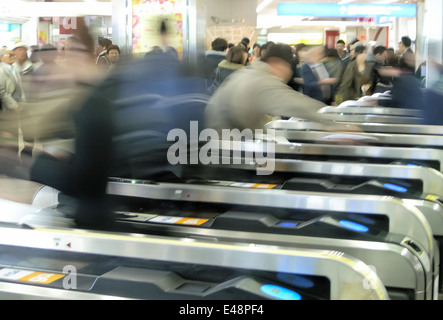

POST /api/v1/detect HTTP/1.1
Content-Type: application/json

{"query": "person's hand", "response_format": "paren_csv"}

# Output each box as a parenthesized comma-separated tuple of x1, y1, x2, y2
(378, 67, 402, 77)
(361, 84, 371, 95)
(15, 102, 22, 112)
(319, 78, 337, 85)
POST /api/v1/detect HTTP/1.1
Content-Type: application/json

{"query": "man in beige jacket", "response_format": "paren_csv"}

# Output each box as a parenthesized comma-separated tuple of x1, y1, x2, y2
(0, 50, 23, 153)
(205, 43, 339, 134)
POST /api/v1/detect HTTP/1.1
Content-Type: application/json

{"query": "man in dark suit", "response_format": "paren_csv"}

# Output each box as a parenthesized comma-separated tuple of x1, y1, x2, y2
(398, 36, 415, 74)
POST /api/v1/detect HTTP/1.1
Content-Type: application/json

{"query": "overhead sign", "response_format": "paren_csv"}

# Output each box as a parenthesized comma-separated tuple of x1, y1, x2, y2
(277, 3, 417, 18)
(0, 23, 11, 32)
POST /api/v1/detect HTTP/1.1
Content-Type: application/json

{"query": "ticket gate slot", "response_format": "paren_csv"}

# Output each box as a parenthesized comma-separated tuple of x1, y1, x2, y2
(106, 178, 438, 299)
(265, 119, 443, 136)
(205, 140, 443, 241)
(0, 246, 328, 300)
(109, 195, 389, 243)
(106, 178, 435, 258)
(20, 190, 432, 300)
(319, 106, 422, 118)
(317, 106, 423, 124)
(272, 130, 443, 150)
(183, 159, 443, 278)
(248, 135, 443, 172)
(0, 222, 389, 300)
(187, 158, 443, 200)
(281, 177, 422, 199)
(107, 194, 432, 300)
(190, 155, 443, 201)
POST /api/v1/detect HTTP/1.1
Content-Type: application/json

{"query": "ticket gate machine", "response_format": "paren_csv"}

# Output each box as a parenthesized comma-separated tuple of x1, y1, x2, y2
(192, 151, 443, 204)
(102, 179, 437, 299)
(265, 119, 443, 137)
(197, 139, 443, 241)
(7, 181, 436, 299)
(0, 200, 388, 300)
(271, 130, 443, 150)
(317, 106, 423, 124)
(218, 137, 443, 173)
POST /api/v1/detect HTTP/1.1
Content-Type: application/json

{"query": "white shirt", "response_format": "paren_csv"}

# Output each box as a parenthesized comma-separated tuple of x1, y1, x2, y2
(2, 62, 19, 83)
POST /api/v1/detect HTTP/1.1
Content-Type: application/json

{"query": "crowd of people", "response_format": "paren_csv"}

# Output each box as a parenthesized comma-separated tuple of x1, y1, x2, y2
(202, 35, 425, 135)
(0, 23, 441, 229)
(0, 32, 121, 160)
(204, 35, 420, 107)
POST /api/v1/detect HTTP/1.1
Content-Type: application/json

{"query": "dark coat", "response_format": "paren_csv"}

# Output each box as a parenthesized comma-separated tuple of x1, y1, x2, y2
(301, 63, 335, 104)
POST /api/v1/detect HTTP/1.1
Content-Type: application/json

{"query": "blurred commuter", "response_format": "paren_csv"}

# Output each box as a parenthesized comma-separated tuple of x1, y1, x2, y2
(422, 62, 443, 124)
(205, 43, 346, 133)
(0, 50, 23, 157)
(366, 45, 392, 94)
(386, 47, 399, 68)
(96, 38, 112, 68)
(205, 38, 228, 88)
(378, 43, 422, 110)
(240, 37, 250, 52)
(341, 40, 361, 72)
(240, 38, 251, 64)
(26, 25, 102, 158)
(10, 42, 38, 152)
(208, 45, 248, 94)
(12, 42, 34, 77)
(398, 36, 415, 73)
(288, 43, 307, 92)
(336, 45, 371, 104)
(301, 46, 337, 105)
(249, 43, 261, 64)
(293, 43, 307, 67)
(336, 40, 349, 60)
(30, 42, 208, 229)
(29, 45, 43, 71)
(323, 48, 344, 91)
(106, 44, 121, 71)
(25, 44, 89, 148)
(260, 41, 275, 60)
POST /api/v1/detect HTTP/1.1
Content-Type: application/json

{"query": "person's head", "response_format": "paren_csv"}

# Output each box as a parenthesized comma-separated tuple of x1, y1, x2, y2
(1, 50, 15, 65)
(262, 43, 294, 83)
(399, 36, 412, 52)
(12, 42, 28, 64)
(336, 40, 346, 53)
(252, 43, 261, 58)
(107, 44, 120, 63)
(305, 45, 326, 64)
(260, 41, 275, 59)
(348, 39, 361, 58)
(239, 41, 248, 51)
(97, 38, 112, 54)
(241, 37, 250, 51)
(326, 48, 340, 60)
(211, 38, 228, 52)
(373, 45, 388, 62)
(354, 45, 368, 63)
(294, 43, 307, 59)
(227, 45, 248, 65)
(38, 44, 58, 64)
